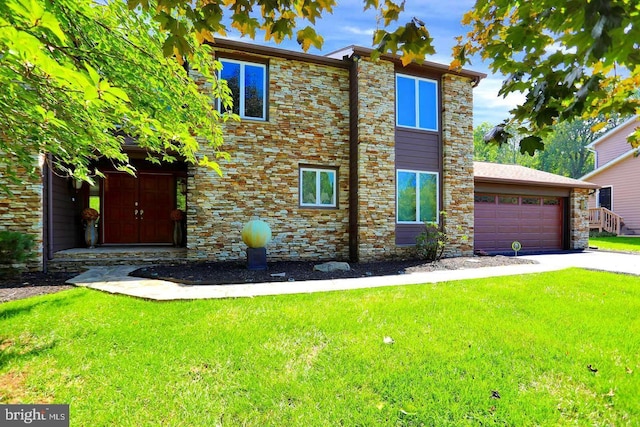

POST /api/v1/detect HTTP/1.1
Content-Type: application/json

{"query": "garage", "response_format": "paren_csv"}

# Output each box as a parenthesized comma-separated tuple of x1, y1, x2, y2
(474, 162, 599, 254)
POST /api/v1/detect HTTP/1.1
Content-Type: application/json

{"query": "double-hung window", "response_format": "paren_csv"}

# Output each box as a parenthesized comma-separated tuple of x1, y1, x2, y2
(219, 59, 267, 120)
(397, 170, 438, 223)
(300, 167, 337, 208)
(396, 74, 438, 131)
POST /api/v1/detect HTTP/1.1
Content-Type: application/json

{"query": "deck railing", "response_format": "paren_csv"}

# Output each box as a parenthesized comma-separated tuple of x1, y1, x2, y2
(588, 207, 622, 235)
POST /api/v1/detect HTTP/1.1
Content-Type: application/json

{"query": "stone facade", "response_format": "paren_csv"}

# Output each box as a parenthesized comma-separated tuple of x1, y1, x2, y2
(0, 157, 44, 270)
(187, 52, 350, 262)
(441, 74, 475, 257)
(355, 58, 397, 261)
(570, 188, 590, 250)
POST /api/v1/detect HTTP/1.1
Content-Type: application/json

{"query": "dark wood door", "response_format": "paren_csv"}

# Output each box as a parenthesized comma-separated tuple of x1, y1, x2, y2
(598, 187, 612, 210)
(103, 172, 175, 244)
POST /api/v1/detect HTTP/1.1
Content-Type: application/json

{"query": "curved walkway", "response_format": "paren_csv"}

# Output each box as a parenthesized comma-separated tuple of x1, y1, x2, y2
(66, 251, 640, 301)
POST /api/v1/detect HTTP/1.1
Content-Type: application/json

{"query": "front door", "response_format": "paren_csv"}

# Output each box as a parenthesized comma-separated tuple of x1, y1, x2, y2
(598, 187, 612, 211)
(103, 172, 175, 244)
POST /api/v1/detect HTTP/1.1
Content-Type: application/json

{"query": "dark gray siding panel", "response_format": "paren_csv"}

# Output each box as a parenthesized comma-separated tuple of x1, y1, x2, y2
(395, 128, 440, 171)
(395, 223, 426, 245)
(395, 128, 441, 246)
(51, 175, 82, 252)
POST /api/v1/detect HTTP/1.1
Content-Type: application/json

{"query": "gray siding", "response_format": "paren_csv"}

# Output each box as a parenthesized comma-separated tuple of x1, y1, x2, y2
(51, 174, 82, 252)
(395, 128, 442, 245)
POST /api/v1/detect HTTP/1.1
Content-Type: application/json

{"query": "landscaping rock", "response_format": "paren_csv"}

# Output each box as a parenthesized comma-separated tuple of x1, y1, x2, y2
(313, 261, 351, 273)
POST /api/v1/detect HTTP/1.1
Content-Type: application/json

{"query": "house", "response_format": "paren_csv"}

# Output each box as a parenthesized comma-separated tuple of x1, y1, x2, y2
(474, 162, 598, 253)
(581, 116, 640, 235)
(0, 39, 594, 271)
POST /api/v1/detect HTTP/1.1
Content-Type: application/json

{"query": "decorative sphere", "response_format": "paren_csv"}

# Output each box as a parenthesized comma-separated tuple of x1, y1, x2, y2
(241, 220, 272, 248)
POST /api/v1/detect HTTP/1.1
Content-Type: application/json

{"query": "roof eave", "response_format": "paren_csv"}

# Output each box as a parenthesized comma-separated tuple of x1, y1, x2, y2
(474, 176, 600, 189)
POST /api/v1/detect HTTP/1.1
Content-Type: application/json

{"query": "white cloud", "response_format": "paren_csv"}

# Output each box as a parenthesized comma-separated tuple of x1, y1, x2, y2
(344, 26, 374, 36)
(473, 77, 526, 126)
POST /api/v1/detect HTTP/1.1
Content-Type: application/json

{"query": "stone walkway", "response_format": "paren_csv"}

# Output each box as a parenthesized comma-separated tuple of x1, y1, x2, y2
(66, 251, 640, 301)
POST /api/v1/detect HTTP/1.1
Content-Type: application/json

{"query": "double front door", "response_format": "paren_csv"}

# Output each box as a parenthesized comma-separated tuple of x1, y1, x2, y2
(103, 172, 175, 244)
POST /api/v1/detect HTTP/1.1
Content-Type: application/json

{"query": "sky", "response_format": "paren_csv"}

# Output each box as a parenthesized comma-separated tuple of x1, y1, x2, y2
(223, 0, 525, 127)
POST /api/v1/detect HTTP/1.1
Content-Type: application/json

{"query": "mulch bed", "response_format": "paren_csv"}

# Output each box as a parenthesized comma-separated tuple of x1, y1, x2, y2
(0, 256, 535, 303)
(131, 255, 534, 286)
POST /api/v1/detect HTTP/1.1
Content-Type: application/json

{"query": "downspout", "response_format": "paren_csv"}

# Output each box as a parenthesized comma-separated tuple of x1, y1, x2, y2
(44, 155, 53, 272)
(348, 54, 360, 262)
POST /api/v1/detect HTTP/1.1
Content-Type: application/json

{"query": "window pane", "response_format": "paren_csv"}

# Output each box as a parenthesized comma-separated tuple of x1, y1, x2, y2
(319, 171, 335, 205)
(244, 64, 265, 118)
(419, 173, 437, 222)
(499, 196, 518, 204)
(220, 61, 240, 115)
(396, 76, 416, 127)
(302, 170, 317, 204)
(397, 171, 417, 222)
(418, 80, 438, 130)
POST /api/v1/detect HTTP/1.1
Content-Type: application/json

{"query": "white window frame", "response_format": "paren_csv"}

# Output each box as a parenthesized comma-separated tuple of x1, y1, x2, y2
(299, 167, 337, 208)
(395, 73, 439, 131)
(396, 169, 439, 224)
(218, 58, 267, 120)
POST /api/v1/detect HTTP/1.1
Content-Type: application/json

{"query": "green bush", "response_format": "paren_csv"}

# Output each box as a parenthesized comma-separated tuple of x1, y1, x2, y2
(589, 230, 617, 238)
(0, 230, 36, 277)
(415, 222, 448, 262)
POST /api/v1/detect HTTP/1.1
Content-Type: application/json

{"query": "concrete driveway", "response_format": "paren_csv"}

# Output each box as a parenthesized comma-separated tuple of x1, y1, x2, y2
(523, 250, 640, 276)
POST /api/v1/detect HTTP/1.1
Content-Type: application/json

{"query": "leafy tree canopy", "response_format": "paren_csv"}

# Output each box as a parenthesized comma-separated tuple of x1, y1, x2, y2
(2, 0, 638, 193)
(455, 0, 640, 154)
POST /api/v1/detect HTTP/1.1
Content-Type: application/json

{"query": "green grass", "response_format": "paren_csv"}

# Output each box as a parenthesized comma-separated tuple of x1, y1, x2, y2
(590, 236, 640, 253)
(1, 269, 639, 426)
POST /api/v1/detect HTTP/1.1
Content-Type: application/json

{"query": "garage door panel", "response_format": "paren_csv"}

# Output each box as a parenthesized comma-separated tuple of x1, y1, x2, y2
(475, 195, 563, 252)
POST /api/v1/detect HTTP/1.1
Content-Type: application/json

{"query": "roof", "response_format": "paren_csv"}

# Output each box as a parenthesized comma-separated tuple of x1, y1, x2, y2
(327, 46, 486, 83)
(580, 147, 640, 180)
(211, 38, 486, 82)
(586, 115, 639, 149)
(474, 161, 599, 189)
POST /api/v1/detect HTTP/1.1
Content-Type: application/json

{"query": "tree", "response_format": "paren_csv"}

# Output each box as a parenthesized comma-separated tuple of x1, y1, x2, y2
(537, 115, 627, 178)
(474, 122, 539, 168)
(455, 0, 640, 154)
(1, 0, 433, 191)
(0, 0, 235, 192)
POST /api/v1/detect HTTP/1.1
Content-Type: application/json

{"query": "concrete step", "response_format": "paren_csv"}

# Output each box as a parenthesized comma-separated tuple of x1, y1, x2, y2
(47, 246, 188, 272)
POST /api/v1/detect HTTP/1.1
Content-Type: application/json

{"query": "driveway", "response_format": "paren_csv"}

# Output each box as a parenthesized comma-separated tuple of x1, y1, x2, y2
(523, 250, 640, 276)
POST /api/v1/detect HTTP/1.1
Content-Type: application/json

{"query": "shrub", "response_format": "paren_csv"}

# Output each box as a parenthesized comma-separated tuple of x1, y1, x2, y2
(589, 230, 617, 238)
(0, 231, 36, 277)
(415, 222, 448, 262)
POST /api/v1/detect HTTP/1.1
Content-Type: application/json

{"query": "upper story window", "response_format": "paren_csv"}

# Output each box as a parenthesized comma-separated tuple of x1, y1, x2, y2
(219, 59, 267, 120)
(396, 74, 438, 131)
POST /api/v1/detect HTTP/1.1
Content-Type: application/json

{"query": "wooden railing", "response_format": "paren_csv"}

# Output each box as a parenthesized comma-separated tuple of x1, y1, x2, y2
(589, 207, 623, 235)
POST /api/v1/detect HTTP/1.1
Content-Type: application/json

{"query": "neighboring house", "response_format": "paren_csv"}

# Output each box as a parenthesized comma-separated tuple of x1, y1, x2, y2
(474, 162, 598, 253)
(0, 39, 594, 271)
(581, 116, 640, 234)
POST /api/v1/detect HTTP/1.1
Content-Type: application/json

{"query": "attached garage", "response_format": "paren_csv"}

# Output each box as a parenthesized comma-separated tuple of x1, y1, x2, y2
(474, 162, 599, 254)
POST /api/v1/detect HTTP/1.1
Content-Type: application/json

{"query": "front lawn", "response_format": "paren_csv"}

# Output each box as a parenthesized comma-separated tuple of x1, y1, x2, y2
(590, 236, 640, 253)
(1, 269, 639, 426)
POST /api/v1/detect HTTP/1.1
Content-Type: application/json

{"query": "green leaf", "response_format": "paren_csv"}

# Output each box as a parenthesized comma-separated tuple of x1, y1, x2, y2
(519, 135, 544, 156)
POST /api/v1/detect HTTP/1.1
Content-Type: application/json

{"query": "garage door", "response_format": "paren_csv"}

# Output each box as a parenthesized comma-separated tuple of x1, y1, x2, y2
(474, 194, 564, 252)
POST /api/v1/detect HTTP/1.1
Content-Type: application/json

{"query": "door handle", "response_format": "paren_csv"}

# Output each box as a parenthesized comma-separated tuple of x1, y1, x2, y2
(134, 209, 139, 216)
(140, 209, 144, 220)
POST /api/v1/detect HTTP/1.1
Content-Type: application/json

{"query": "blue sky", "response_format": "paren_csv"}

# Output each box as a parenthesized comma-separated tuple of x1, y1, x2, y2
(223, 0, 524, 127)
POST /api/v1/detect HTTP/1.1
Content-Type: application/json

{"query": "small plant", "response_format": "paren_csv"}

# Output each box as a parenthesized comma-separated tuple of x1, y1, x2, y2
(415, 222, 448, 262)
(82, 208, 100, 221)
(589, 230, 617, 238)
(0, 230, 36, 277)
(170, 209, 184, 221)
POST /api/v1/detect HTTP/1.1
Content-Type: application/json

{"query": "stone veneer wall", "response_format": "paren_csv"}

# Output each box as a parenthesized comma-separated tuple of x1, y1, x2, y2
(355, 58, 397, 261)
(187, 54, 350, 261)
(0, 157, 44, 270)
(441, 74, 475, 257)
(570, 188, 590, 250)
